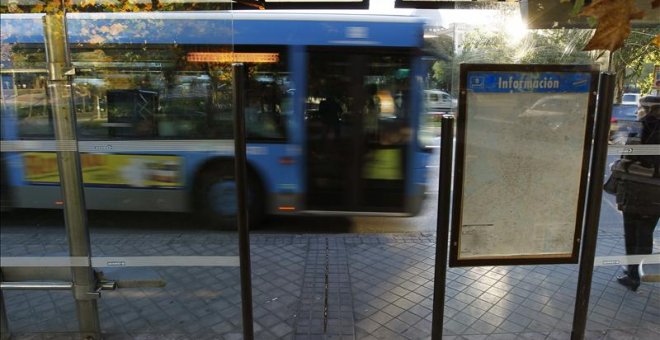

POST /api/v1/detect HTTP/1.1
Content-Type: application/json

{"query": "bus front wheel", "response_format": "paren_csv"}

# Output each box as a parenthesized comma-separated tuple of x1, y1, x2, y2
(194, 160, 264, 230)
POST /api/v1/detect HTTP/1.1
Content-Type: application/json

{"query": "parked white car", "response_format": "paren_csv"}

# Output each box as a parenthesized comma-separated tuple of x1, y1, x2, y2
(424, 89, 457, 112)
(621, 93, 641, 106)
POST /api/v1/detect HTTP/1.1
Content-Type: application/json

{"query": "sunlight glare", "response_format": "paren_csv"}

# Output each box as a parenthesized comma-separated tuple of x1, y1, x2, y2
(505, 16, 528, 44)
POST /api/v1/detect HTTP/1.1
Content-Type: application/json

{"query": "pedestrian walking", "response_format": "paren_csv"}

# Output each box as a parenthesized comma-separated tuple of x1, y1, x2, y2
(608, 96, 660, 291)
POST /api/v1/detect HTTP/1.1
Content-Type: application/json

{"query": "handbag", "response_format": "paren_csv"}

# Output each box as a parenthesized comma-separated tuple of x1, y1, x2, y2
(607, 158, 660, 215)
(603, 159, 630, 195)
(603, 173, 618, 195)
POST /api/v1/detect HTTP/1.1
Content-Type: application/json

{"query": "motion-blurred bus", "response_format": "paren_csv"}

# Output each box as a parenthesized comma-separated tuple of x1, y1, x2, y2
(0, 11, 432, 228)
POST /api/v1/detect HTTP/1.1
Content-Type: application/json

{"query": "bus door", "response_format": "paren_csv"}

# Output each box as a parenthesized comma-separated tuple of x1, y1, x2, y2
(305, 49, 409, 212)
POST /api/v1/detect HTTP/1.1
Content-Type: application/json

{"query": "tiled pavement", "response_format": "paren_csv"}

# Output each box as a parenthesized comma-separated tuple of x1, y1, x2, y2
(1, 222, 658, 340)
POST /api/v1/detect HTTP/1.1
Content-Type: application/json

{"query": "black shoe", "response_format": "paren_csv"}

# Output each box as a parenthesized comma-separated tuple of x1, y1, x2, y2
(617, 275, 640, 292)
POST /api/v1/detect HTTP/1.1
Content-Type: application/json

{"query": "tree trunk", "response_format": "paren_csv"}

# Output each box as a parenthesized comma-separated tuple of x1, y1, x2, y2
(614, 60, 626, 104)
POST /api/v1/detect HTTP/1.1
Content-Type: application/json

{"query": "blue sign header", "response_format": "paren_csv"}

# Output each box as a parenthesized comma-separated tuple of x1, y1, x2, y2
(467, 72, 591, 93)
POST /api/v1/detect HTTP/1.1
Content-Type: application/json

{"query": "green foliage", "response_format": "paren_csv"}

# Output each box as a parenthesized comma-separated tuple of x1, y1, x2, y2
(639, 71, 657, 95)
(458, 28, 517, 64)
(457, 27, 597, 65)
(0, 0, 232, 13)
(445, 22, 657, 99)
(422, 22, 613, 93)
(571, 0, 586, 16)
(430, 61, 449, 89)
(612, 28, 660, 96)
(424, 33, 455, 89)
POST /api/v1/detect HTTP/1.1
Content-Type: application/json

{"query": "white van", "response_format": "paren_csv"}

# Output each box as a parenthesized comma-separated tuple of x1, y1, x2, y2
(424, 89, 457, 112)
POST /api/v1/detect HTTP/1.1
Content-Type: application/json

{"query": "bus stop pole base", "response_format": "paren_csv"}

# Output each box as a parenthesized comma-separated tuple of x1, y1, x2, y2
(76, 300, 101, 340)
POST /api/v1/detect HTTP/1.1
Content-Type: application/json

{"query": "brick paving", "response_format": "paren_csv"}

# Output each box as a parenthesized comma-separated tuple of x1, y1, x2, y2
(1, 226, 658, 339)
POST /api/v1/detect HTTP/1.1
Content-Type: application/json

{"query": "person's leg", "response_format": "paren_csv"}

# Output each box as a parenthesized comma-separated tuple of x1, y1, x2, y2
(619, 213, 658, 290)
(634, 214, 658, 255)
(622, 212, 639, 279)
(627, 214, 659, 280)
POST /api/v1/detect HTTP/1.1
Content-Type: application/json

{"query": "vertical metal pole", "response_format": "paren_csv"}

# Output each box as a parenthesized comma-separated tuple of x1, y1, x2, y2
(431, 115, 454, 339)
(0, 272, 9, 340)
(232, 63, 254, 340)
(571, 73, 615, 340)
(43, 14, 101, 339)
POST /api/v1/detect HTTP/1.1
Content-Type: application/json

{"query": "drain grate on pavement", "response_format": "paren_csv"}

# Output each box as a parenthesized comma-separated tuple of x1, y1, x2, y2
(293, 237, 355, 339)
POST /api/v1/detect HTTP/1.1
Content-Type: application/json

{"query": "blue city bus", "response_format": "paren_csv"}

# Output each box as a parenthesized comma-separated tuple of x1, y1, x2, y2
(0, 11, 431, 228)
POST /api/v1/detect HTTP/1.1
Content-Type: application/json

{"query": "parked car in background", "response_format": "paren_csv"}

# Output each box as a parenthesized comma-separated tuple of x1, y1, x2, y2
(609, 103, 640, 144)
(424, 89, 457, 112)
(621, 93, 641, 106)
(518, 94, 583, 131)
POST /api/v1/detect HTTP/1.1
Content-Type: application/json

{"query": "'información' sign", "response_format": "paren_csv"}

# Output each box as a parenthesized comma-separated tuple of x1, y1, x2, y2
(467, 72, 592, 93)
(450, 64, 598, 267)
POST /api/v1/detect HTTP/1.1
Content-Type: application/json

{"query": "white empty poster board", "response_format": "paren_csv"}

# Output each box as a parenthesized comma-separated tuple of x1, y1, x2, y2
(450, 64, 598, 266)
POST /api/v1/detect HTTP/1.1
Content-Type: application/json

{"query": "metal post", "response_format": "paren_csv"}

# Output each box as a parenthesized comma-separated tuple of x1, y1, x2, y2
(43, 13, 101, 339)
(232, 63, 254, 340)
(1, 282, 74, 290)
(571, 72, 615, 340)
(0, 272, 9, 340)
(431, 115, 454, 339)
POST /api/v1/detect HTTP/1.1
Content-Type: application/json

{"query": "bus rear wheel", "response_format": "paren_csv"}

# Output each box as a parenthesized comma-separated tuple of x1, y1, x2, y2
(194, 161, 264, 230)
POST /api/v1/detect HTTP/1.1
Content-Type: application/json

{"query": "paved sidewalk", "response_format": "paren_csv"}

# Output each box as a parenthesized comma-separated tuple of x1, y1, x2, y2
(1, 225, 658, 339)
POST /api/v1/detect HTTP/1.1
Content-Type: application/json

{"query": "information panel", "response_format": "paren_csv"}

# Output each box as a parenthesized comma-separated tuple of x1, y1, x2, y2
(449, 64, 598, 267)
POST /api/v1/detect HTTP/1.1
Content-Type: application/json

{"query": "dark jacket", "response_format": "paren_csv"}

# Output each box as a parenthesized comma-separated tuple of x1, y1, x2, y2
(614, 111, 660, 216)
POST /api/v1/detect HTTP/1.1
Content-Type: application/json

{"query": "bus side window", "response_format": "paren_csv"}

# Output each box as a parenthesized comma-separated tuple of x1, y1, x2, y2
(74, 80, 108, 140)
(6, 73, 54, 139)
(158, 74, 212, 139)
(244, 69, 289, 141)
(107, 90, 158, 139)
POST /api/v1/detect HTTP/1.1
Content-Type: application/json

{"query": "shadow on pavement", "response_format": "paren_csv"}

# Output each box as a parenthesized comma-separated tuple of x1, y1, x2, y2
(1, 208, 354, 234)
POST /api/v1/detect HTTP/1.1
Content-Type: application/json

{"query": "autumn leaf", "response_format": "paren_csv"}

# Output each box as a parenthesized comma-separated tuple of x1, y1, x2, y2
(78, 0, 97, 8)
(579, 0, 645, 52)
(653, 34, 660, 47)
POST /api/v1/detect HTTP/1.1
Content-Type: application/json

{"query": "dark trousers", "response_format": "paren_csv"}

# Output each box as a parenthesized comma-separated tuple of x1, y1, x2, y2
(623, 212, 659, 280)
